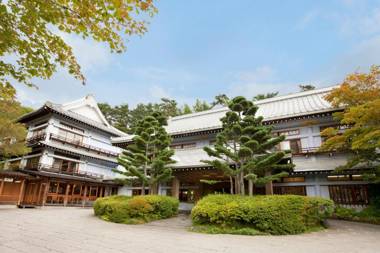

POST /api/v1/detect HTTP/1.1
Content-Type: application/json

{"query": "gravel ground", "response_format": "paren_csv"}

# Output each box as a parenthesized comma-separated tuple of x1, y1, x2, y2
(0, 205, 379, 253)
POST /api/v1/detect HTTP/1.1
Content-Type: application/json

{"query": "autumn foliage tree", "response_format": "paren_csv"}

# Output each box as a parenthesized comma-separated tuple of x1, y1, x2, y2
(0, 84, 31, 165)
(114, 112, 175, 195)
(321, 65, 380, 182)
(202, 96, 294, 195)
(0, 0, 156, 89)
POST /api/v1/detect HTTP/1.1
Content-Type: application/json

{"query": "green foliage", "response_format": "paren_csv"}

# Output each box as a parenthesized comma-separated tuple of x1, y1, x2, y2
(253, 92, 278, 101)
(0, 84, 30, 161)
(193, 99, 211, 112)
(299, 85, 316, 91)
(0, 0, 156, 90)
(202, 96, 294, 195)
(191, 194, 334, 235)
(190, 224, 264, 235)
(334, 205, 380, 225)
(114, 112, 175, 194)
(321, 66, 380, 182)
(93, 195, 179, 224)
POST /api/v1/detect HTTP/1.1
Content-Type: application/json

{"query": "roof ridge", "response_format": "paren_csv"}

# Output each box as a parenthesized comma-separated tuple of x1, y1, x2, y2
(170, 106, 228, 121)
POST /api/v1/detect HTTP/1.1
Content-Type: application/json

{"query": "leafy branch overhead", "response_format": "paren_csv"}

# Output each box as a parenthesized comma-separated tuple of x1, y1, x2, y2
(0, 0, 156, 88)
(202, 96, 294, 195)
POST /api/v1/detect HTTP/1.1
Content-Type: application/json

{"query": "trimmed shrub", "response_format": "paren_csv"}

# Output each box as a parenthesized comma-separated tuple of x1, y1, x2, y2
(191, 194, 334, 235)
(334, 205, 380, 225)
(93, 195, 179, 224)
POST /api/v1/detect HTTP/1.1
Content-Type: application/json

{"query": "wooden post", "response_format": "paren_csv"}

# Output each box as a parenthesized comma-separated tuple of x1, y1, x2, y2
(63, 184, 70, 206)
(42, 181, 50, 206)
(99, 187, 103, 198)
(82, 186, 88, 207)
(0, 178, 4, 195)
(171, 177, 180, 199)
(17, 179, 26, 206)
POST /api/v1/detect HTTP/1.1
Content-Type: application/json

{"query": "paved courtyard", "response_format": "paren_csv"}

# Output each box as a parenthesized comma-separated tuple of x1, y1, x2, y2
(0, 206, 379, 253)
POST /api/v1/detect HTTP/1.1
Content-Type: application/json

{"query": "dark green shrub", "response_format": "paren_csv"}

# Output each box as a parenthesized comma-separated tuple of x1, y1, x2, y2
(334, 205, 380, 225)
(191, 194, 334, 235)
(93, 195, 179, 224)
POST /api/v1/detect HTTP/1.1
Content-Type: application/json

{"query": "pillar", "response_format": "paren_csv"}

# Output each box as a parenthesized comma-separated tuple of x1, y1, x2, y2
(82, 186, 88, 207)
(63, 184, 70, 206)
(42, 181, 49, 206)
(171, 177, 180, 199)
(17, 179, 26, 206)
(0, 178, 4, 195)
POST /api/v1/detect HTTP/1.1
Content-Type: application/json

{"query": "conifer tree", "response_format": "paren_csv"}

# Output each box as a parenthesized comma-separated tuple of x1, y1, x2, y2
(115, 112, 175, 195)
(202, 96, 294, 195)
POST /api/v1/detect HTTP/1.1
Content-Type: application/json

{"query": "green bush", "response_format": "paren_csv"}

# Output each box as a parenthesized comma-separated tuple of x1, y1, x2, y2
(334, 205, 380, 225)
(191, 194, 334, 235)
(93, 195, 179, 224)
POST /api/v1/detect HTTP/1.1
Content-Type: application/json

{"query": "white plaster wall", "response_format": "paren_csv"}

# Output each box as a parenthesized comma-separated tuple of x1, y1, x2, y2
(118, 186, 132, 196)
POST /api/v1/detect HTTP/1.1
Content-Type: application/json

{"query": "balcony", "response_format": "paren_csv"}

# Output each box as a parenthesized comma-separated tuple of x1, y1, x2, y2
(26, 133, 46, 146)
(49, 133, 119, 157)
(37, 163, 104, 180)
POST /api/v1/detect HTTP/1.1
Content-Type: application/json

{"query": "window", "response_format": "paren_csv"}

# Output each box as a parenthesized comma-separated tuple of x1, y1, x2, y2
(49, 182, 58, 193)
(26, 156, 40, 170)
(278, 129, 300, 136)
(52, 158, 78, 173)
(274, 186, 306, 196)
(170, 142, 196, 149)
(58, 129, 84, 144)
(280, 139, 302, 154)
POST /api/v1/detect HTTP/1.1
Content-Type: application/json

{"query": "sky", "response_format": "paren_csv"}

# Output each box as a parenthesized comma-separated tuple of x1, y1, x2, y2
(15, 0, 380, 108)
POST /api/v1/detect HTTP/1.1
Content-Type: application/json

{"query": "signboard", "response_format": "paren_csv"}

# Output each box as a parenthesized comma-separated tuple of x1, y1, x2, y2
(4, 178, 13, 182)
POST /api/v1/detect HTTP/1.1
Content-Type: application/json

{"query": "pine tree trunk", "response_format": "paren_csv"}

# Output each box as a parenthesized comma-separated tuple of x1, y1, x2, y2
(248, 180, 253, 196)
(141, 182, 145, 195)
(150, 182, 158, 195)
(239, 171, 245, 195)
(234, 175, 240, 195)
(229, 176, 234, 194)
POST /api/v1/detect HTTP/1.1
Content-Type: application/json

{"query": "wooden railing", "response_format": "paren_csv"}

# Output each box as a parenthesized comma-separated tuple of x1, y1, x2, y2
(26, 134, 46, 145)
(49, 133, 119, 157)
(38, 163, 104, 180)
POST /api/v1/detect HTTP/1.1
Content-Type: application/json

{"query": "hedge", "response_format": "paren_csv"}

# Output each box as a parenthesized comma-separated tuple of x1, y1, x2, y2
(334, 205, 380, 225)
(191, 194, 334, 235)
(93, 195, 179, 224)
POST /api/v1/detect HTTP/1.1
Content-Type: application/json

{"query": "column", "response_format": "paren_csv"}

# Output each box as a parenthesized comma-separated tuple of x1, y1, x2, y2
(171, 177, 180, 199)
(17, 179, 26, 206)
(63, 184, 70, 206)
(42, 181, 50, 206)
(82, 185, 88, 207)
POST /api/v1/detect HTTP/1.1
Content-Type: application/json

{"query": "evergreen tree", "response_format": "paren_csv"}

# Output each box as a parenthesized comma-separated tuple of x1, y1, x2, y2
(181, 104, 193, 114)
(253, 92, 278, 101)
(193, 99, 211, 112)
(114, 112, 175, 195)
(202, 96, 294, 195)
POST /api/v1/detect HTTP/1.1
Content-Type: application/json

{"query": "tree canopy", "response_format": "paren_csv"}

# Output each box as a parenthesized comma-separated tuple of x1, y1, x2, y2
(320, 65, 380, 182)
(114, 112, 175, 194)
(0, 0, 156, 89)
(0, 84, 32, 163)
(202, 96, 294, 195)
(253, 92, 278, 101)
(299, 85, 315, 91)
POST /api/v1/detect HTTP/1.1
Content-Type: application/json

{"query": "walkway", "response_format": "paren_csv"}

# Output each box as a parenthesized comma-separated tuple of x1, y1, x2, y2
(0, 205, 379, 253)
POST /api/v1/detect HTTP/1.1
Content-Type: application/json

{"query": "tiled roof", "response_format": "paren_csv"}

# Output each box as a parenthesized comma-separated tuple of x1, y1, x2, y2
(18, 97, 127, 137)
(171, 147, 212, 168)
(112, 86, 339, 143)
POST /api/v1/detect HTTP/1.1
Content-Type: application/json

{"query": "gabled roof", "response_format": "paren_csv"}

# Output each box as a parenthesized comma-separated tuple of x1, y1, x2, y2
(112, 85, 340, 144)
(18, 95, 128, 137)
(165, 86, 339, 135)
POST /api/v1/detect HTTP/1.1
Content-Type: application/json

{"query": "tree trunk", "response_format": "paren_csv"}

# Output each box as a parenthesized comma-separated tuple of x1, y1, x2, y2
(229, 176, 234, 194)
(248, 180, 253, 196)
(141, 182, 145, 195)
(239, 171, 245, 195)
(234, 175, 240, 195)
(150, 182, 158, 195)
(265, 171, 273, 195)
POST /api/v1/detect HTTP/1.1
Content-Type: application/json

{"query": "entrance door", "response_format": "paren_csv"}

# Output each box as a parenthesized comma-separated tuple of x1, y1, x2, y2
(23, 182, 39, 205)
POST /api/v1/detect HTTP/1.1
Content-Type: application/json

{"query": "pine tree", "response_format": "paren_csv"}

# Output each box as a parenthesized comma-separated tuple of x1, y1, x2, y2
(114, 112, 175, 195)
(202, 96, 294, 195)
